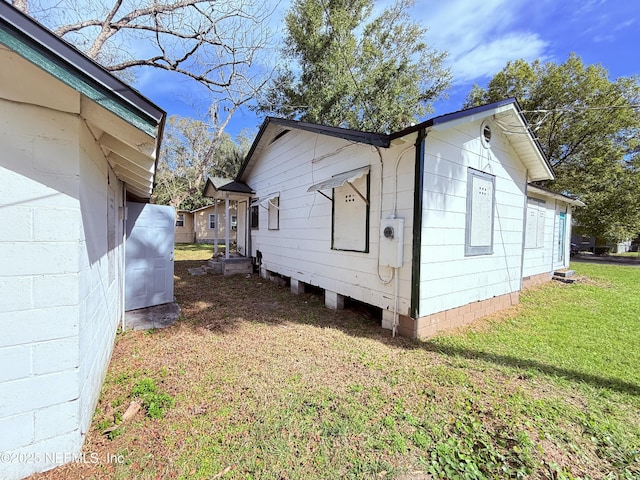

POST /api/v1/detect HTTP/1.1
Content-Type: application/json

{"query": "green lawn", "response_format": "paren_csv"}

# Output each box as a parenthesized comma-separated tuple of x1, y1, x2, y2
(174, 242, 220, 261)
(41, 258, 639, 479)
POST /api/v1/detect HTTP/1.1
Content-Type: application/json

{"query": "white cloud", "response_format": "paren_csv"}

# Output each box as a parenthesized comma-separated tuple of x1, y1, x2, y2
(413, 0, 551, 83)
(453, 33, 549, 82)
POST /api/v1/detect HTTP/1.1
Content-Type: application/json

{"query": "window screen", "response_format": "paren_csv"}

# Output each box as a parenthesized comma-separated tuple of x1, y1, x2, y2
(332, 173, 369, 252)
(465, 168, 495, 256)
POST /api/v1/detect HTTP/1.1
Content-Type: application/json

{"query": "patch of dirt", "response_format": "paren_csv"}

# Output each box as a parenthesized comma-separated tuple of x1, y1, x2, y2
(27, 259, 638, 479)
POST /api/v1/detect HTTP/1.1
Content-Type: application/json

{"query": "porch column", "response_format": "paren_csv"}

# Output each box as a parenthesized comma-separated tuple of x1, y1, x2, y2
(214, 199, 219, 256)
(225, 193, 230, 260)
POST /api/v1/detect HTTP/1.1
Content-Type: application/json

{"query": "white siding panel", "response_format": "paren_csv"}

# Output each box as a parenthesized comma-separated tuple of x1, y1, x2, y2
(246, 129, 415, 314)
(419, 118, 527, 317)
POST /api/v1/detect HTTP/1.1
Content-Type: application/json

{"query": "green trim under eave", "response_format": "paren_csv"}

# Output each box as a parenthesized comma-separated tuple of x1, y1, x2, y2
(0, 27, 157, 138)
(410, 129, 427, 319)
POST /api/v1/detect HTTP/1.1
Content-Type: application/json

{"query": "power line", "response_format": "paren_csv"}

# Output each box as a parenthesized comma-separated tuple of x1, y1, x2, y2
(522, 104, 640, 114)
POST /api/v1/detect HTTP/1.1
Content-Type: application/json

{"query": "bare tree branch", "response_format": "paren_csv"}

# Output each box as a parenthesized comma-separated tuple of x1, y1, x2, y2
(23, 0, 276, 94)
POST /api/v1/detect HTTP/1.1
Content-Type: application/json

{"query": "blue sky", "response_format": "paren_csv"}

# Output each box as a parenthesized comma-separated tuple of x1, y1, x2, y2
(136, 0, 639, 137)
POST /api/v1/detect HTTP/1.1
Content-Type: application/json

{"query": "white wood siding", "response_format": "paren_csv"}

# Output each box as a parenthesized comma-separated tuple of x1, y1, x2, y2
(418, 118, 528, 316)
(245, 130, 416, 316)
(522, 193, 573, 277)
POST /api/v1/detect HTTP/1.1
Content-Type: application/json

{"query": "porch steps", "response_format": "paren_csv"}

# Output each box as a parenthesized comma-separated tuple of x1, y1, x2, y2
(208, 257, 253, 276)
(552, 269, 576, 284)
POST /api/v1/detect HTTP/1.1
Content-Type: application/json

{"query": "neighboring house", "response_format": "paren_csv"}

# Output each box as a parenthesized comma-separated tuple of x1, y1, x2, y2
(0, 4, 169, 479)
(175, 209, 195, 243)
(231, 99, 582, 338)
(173, 203, 239, 245)
(193, 204, 238, 244)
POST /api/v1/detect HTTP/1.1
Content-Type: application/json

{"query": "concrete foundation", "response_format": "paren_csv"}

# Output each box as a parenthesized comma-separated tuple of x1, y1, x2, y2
(291, 278, 305, 295)
(325, 290, 345, 310)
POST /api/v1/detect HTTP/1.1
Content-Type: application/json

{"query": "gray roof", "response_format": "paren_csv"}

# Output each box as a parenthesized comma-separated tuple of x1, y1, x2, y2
(237, 99, 554, 183)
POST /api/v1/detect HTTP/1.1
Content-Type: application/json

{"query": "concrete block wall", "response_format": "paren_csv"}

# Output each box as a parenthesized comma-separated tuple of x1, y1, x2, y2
(77, 126, 123, 438)
(0, 100, 85, 479)
(401, 291, 520, 338)
(0, 99, 124, 478)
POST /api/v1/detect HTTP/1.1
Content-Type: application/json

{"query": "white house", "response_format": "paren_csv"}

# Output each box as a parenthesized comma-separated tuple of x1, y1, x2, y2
(233, 99, 582, 338)
(523, 185, 584, 288)
(0, 4, 169, 479)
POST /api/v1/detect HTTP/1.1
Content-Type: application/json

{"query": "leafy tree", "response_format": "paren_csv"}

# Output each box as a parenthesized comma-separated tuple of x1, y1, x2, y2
(258, 0, 451, 133)
(152, 115, 252, 209)
(465, 54, 640, 243)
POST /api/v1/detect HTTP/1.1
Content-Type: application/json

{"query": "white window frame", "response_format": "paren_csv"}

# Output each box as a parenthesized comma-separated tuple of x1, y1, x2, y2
(250, 203, 259, 230)
(208, 213, 216, 230)
(175, 213, 185, 227)
(465, 168, 495, 256)
(268, 196, 279, 230)
(331, 173, 370, 252)
(231, 214, 238, 231)
(525, 198, 546, 249)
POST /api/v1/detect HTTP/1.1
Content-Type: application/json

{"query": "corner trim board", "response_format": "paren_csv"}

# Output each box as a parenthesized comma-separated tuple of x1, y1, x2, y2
(410, 129, 427, 319)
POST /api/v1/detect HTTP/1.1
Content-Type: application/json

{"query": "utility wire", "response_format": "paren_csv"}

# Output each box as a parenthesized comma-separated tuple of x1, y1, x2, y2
(522, 104, 640, 113)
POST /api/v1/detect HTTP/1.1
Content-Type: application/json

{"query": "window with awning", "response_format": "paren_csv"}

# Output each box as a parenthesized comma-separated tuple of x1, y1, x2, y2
(307, 165, 370, 204)
(308, 165, 370, 253)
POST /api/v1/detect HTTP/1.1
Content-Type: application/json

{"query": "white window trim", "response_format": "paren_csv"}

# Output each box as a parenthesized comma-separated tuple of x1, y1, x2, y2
(465, 168, 495, 256)
(208, 213, 216, 229)
(267, 195, 280, 230)
(525, 198, 546, 249)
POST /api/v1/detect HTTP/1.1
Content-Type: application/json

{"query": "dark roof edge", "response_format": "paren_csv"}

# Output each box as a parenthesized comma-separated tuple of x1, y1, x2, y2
(237, 99, 554, 181)
(0, 2, 165, 125)
(390, 98, 553, 175)
(236, 117, 390, 180)
(271, 117, 390, 147)
(202, 177, 253, 197)
(390, 98, 519, 140)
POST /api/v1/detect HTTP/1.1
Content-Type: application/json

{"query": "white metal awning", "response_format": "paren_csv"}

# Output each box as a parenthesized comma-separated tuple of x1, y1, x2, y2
(259, 193, 280, 209)
(307, 165, 370, 204)
(307, 165, 370, 192)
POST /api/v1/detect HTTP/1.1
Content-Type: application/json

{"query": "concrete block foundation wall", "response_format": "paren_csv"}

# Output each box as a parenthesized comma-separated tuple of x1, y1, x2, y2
(402, 292, 520, 339)
(522, 272, 552, 289)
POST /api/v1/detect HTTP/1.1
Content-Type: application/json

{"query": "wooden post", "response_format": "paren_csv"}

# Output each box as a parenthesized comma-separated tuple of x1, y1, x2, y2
(225, 193, 230, 260)
(214, 199, 219, 257)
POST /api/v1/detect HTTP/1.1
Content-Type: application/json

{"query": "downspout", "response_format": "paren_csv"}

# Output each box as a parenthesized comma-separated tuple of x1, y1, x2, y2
(410, 129, 427, 323)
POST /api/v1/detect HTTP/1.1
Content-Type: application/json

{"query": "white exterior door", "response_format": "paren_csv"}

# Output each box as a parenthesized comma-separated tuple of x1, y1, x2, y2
(237, 200, 247, 256)
(125, 202, 175, 311)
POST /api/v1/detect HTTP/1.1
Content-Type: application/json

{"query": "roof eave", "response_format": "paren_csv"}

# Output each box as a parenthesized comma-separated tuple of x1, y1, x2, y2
(528, 185, 586, 207)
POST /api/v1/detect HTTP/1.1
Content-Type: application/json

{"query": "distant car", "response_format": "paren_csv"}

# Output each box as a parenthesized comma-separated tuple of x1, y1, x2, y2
(570, 243, 579, 257)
